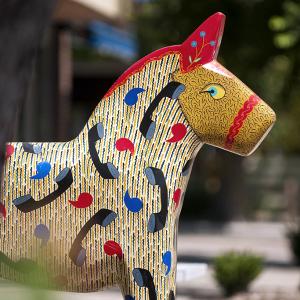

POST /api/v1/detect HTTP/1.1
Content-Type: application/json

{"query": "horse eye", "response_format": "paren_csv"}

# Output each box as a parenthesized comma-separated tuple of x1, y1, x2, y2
(202, 84, 225, 100)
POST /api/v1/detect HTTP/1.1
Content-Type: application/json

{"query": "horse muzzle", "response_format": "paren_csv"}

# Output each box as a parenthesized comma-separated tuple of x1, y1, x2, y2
(224, 95, 276, 156)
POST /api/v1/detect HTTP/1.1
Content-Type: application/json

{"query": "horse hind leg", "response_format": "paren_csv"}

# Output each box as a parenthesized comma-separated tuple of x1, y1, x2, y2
(118, 266, 176, 299)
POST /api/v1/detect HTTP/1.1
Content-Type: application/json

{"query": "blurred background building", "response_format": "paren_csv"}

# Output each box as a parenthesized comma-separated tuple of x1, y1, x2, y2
(20, 0, 134, 142)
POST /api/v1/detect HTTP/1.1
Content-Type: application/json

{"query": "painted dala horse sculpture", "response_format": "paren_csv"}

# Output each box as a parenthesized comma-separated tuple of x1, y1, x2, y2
(0, 12, 275, 299)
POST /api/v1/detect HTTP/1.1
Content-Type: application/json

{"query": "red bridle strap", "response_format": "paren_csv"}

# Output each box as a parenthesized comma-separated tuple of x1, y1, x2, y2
(224, 95, 260, 149)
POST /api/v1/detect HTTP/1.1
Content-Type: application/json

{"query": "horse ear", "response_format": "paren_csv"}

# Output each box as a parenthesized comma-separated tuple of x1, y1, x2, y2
(180, 12, 226, 72)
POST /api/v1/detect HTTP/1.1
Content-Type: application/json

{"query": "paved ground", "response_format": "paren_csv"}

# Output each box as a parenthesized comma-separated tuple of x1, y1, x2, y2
(178, 221, 292, 265)
(1, 266, 299, 300)
(1, 222, 299, 300)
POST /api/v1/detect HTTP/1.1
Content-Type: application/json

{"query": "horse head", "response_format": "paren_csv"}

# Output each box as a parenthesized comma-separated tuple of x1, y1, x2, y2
(174, 12, 276, 155)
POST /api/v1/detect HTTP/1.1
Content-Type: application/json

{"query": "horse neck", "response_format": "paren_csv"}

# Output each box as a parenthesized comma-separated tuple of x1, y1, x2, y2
(78, 53, 201, 169)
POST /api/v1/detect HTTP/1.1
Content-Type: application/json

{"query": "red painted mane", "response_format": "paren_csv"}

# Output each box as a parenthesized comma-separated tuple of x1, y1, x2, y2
(104, 12, 225, 98)
(104, 45, 181, 98)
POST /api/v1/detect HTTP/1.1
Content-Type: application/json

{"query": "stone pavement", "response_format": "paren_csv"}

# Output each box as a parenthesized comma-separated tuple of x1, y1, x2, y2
(1, 222, 300, 300)
(177, 221, 292, 265)
(1, 266, 299, 300)
(175, 221, 300, 299)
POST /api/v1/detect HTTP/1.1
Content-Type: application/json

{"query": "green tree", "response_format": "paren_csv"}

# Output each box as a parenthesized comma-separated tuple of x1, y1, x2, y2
(135, 0, 300, 220)
(135, 0, 300, 153)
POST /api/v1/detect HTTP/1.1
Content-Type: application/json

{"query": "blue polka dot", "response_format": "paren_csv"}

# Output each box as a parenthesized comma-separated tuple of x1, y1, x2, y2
(191, 40, 197, 48)
(30, 161, 51, 180)
(124, 87, 145, 106)
(124, 191, 143, 213)
(162, 251, 172, 276)
(210, 40, 216, 46)
(200, 31, 206, 37)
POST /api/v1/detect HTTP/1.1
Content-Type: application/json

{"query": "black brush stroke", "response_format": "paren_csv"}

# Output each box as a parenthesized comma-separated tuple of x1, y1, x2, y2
(13, 167, 73, 213)
(139, 81, 184, 139)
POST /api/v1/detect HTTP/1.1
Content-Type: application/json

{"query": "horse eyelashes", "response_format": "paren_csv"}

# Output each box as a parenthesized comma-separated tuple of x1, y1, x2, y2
(139, 82, 185, 140)
(69, 209, 117, 267)
(88, 123, 119, 179)
(13, 167, 73, 213)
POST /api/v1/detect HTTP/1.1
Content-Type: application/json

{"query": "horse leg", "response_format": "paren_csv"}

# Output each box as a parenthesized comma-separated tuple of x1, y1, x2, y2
(118, 265, 176, 299)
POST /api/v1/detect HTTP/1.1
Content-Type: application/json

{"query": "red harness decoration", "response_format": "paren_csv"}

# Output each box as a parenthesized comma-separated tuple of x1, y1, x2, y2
(225, 95, 260, 149)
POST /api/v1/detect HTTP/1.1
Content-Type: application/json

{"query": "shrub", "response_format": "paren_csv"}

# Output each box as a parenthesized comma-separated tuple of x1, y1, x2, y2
(214, 251, 263, 297)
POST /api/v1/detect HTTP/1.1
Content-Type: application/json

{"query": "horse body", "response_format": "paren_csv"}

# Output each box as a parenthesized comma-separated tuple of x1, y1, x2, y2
(1, 52, 200, 298)
(0, 13, 275, 300)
